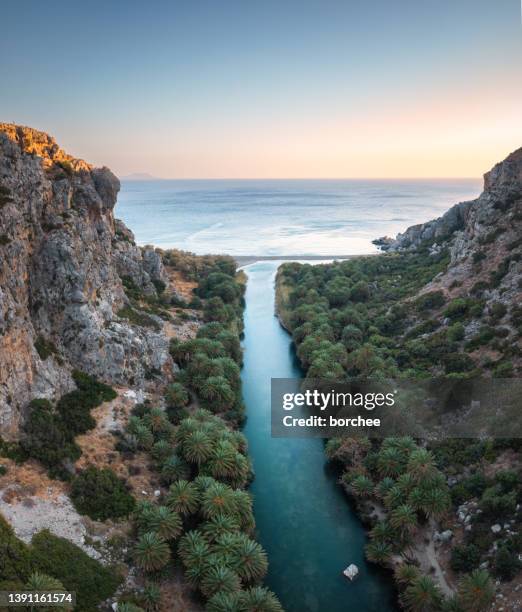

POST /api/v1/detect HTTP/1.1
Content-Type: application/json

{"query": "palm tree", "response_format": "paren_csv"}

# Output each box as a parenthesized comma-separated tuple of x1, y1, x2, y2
(201, 565, 241, 598)
(165, 382, 189, 409)
(150, 440, 172, 463)
(174, 417, 200, 445)
(376, 477, 395, 500)
(377, 447, 405, 478)
(401, 576, 442, 611)
(25, 571, 65, 591)
(166, 480, 200, 516)
(206, 591, 242, 612)
(350, 474, 374, 498)
(239, 587, 284, 612)
(409, 485, 450, 520)
(178, 530, 210, 569)
(440, 596, 464, 612)
(226, 453, 251, 490)
(396, 473, 416, 496)
(141, 582, 161, 611)
(207, 441, 237, 478)
(370, 520, 395, 543)
(144, 506, 182, 541)
(181, 430, 214, 465)
(25, 572, 69, 611)
(390, 504, 417, 538)
(384, 485, 404, 510)
(227, 430, 248, 454)
(161, 455, 191, 484)
(407, 448, 437, 484)
(201, 481, 237, 520)
(192, 408, 216, 422)
(227, 534, 268, 582)
(199, 376, 234, 406)
(134, 532, 171, 572)
(194, 474, 218, 494)
(214, 532, 242, 559)
(388, 437, 416, 456)
(394, 564, 420, 586)
(422, 487, 451, 520)
(145, 408, 170, 434)
(134, 425, 154, 451)
(457, 569, 494, 612)
(365, 540, 393, 565)
(202, 515, 240, 543)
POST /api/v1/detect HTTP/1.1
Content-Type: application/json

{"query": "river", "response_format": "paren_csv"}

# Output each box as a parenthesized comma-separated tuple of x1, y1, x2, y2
(240, 261, 397, 612)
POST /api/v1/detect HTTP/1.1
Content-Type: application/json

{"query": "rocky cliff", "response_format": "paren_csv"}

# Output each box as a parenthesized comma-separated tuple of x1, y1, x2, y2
(375, 147, 522, 307)
(0, 125, 174, 436)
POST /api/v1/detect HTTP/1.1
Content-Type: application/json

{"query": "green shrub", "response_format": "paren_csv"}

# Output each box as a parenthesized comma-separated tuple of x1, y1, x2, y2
(56, 391, 97, 435)
(72, 371, 117, 403)
(465, 326, 495, 351)
(489, 302, 507, 321)
(34, 336, 59, 360)
(0, 514, 33, 583)
(55, 160, 74, 176)
(478, 226, 506, 245)
(165, 383, 190, 409)
(70, 467, 135, 521)
(21, 402, 80, 475)
(117, 306, 160, 330)
(472, 251, 487, 264)
(447, 322, 465, 342)
(0, 184, 12, 207)
(450, 543, 480, 573)
(30, 530, 121, 611)
(471, 280, 490, 296)
(493, 546, 521, 581)
(415, 290, 446, 312)
(443, 352, 475, 374)
(492, 361, 514, 378)
(444, 298, 470, 321)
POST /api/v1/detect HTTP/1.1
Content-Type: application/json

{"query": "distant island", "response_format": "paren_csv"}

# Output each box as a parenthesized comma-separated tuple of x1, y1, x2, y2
(120, 172, 163, 181)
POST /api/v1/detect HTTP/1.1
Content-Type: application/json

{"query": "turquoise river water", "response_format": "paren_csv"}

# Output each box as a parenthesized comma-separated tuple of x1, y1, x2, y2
(240, 261, 398, 612)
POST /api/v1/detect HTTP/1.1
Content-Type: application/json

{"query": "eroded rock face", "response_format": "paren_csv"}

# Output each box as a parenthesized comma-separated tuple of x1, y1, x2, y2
(374, 147, 522, 352)
(376, 147, 522, 258)
(0, 124, 173, 436)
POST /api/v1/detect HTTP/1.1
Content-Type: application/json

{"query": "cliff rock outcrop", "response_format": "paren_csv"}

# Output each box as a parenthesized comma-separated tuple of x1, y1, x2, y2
(0, 125, 173, 436)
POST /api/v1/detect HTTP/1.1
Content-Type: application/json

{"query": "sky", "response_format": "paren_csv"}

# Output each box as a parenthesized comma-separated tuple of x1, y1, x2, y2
(1, 0, 521, 178)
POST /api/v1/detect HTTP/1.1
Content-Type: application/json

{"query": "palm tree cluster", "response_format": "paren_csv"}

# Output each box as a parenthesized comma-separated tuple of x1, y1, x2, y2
(170, 331, 244, 420)
(345, 438, 451, 563)
(125, 263, 282, 610)
(129, 407, 281, 608)
(393, 564, 494, 612)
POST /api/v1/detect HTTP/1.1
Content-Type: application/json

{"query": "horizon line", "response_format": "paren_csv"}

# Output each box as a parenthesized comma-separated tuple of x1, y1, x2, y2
(119, 175, 481, 181)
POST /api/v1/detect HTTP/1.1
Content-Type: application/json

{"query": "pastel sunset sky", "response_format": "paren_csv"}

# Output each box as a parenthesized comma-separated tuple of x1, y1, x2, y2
(1, 0, 521, 178)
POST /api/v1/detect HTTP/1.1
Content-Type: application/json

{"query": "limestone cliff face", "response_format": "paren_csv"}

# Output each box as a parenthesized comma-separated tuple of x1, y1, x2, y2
(375, 148, 522, 308)
(378, 147, 522, 256)
(0, 125, 172, 436)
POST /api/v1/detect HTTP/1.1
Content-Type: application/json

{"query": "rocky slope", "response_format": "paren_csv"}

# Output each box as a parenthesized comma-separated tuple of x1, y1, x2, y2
(0, 124, 175, 437)
(375, 147, 522, 329)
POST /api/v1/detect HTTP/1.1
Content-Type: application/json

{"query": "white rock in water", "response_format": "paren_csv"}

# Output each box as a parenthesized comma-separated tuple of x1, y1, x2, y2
(343, 564, 359, 580)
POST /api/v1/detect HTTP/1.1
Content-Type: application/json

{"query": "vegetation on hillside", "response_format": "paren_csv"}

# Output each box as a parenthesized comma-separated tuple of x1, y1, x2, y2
(113, 255, 283, 611)
(277, 248, 521, 611)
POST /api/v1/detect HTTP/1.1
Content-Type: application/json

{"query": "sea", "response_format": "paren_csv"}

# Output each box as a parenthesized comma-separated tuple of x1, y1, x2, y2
(115, 179, 482, 256)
